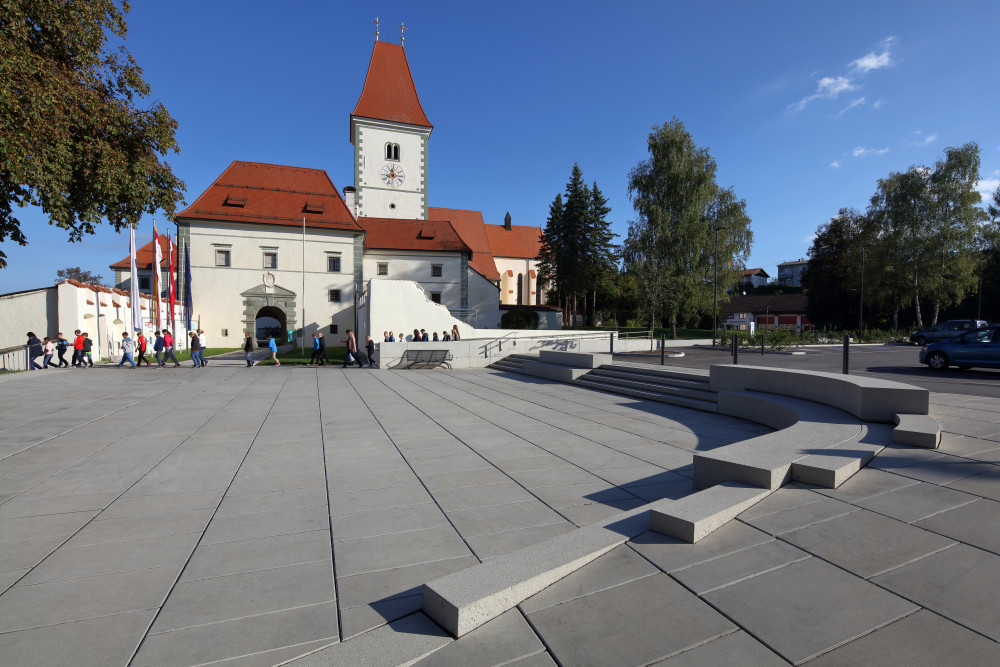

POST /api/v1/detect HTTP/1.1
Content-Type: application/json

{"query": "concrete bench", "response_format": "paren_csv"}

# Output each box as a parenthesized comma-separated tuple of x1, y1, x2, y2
(401, 349, 452, 369)
(649, 483, 773, 543)
(710, 364, 929, 423)
(893, 414, 942, 449)
(538, 350, 612, 368)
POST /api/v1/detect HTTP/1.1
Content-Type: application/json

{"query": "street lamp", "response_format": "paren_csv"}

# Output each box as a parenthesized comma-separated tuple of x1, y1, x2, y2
(858, 244, 869, 337)
(712, 225, 725, 347)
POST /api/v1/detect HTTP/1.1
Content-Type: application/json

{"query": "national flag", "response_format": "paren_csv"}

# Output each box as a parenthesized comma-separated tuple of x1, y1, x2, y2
(184, 242, 193, 332)
(129, 227, 142, 333)
(153, 223, 163, 329)
(167, 231, 176, 330)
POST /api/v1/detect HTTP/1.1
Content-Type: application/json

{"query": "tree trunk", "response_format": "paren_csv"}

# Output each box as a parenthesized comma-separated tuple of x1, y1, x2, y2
(931, 300, 940, 327)
(892, 292, 899, 331)
(913, 271, 923, 329)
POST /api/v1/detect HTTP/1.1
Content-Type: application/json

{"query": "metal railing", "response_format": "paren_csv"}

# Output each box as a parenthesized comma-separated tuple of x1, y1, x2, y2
(480, 332, 518, 358)
(0, 345, 28, 372)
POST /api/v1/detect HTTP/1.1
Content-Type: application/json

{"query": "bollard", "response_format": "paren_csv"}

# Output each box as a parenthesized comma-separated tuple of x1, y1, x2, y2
(610, 331, 614, 356)
(731, 333, 739, 365)
(660, 333, 666, 365)
(842, 334, 850, 375)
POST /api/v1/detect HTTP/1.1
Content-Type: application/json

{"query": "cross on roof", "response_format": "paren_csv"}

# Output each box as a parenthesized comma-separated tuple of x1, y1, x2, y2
(398, 21, 407, 45)
(372, 16, 381, 41)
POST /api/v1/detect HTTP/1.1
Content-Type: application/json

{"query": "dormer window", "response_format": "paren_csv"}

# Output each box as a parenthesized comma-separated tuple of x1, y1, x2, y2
(385, 143, 400, 161)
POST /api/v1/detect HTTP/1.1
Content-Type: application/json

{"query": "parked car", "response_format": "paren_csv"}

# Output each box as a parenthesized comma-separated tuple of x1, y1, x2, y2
(920, 326, 1000, 370)
(909, 320, 987, 345)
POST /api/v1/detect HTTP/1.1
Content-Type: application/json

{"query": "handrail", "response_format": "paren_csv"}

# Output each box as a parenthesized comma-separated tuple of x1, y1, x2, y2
(480, 332, 518, 358)
(477, 330, 616, 358)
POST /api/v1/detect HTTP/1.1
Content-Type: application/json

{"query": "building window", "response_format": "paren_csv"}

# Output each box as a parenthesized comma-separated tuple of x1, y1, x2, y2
(430, 292, 441, 304)
(377, 263, 388, 276)
(215, 249, 231, 267)
(263, 252, 277, 269)
(517, 274, 524, 305)
(329, 323, 338, 334)
(138, 276, 150, 290)
(431, 264, 442, 277)
(221, 328, 228, 337)
(385, 143, 400, 161)
(329, 289, 341, 302)
(327, 256, 341, 272)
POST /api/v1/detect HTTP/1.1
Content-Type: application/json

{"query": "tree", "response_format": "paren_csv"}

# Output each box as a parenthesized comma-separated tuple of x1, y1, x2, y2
(802, 209, 867, 330)
(0, 1, 185, 269)
(55, 267, 106, 286)
(623, 119, 752, 337)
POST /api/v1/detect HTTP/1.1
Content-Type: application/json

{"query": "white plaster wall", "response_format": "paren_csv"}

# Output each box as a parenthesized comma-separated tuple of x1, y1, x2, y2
(362, 250, 462, 308)
(469, 272, 501, 329)
(355, 122, 428, 219)
(187, 221, 358, 344)
(494, 257, 542, 305)
(0, 289, 52, 349)
(364, 279, 476, 344)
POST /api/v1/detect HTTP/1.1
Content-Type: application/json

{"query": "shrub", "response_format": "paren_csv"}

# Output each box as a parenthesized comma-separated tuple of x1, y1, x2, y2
(501, 308, 539, 329)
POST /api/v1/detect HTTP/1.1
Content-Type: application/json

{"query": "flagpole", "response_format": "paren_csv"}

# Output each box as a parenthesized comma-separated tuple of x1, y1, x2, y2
(129, 226, 141, 334)
(301, 216, 306, 354)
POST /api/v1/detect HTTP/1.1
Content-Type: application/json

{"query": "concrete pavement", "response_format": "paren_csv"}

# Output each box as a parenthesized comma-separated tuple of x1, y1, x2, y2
(0, 359, 998, 665)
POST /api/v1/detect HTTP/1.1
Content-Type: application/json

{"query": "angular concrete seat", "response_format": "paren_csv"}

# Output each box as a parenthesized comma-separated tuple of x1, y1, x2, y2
(649, 482, 773, 543)
(893, 413, 941, 449)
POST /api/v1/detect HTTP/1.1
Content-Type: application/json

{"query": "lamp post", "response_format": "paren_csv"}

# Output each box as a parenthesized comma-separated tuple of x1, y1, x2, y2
(858, 245, 868, 337)
(712, 225, 724, 347)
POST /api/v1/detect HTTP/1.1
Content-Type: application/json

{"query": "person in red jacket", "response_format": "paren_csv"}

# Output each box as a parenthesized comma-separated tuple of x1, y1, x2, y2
(72, 329, 84, 367)
(135, 332, 150, 367)
(160, 329, 181, 367)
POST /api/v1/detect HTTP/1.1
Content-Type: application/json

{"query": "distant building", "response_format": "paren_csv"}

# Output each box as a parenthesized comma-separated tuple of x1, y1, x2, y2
(740, 268, 770, 289)
(110, 236, 175, 294)
(777, 259, 809, 287)
(722, 294, 812, 332)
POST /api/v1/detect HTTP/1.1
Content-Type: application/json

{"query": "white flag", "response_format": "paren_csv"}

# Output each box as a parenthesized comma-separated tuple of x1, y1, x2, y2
(130, 227, 142, 333)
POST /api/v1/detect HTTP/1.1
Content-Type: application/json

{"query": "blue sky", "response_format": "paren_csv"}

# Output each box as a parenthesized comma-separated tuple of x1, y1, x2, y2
(2, 0, 998, 293)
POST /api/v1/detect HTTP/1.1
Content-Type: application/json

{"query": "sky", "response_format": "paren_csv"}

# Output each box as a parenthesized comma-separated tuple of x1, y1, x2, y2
(3, 0, 999, 293)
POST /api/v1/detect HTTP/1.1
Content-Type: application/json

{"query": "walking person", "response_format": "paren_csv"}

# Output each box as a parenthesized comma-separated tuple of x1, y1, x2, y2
(153, 331, 165, 367)
(267, 335, 280, 365)
(161, 329, 180, 367)
(55, 333, 70, 367)
(244, 332, 255, 367)
(340, 330, 363, 368)
(117, 332, 137, 368)
(451, 325, 461, 341)
(197, 329, 208, 366)
(309, 333, 321, 365)
(188, 331, 202, 368)
(42, 337, 56, 369)
(26, 332, 43, 370)
(136, 331, 149, 367)
(365, 335, 377, 368)
(81, 333, 94, 367)
(317, 333, 329, 365)
(72, 330, 84, 367)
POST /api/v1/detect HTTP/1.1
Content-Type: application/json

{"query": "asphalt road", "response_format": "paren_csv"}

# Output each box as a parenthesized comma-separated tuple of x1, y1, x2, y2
(617, 343, 1000, 399)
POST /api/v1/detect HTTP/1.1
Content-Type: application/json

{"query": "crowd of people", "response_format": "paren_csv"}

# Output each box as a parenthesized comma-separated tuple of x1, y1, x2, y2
(383, 324, 460, 343)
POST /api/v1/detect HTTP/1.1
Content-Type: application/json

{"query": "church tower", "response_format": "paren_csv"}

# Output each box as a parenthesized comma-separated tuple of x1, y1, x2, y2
(350, 39, 433, 220)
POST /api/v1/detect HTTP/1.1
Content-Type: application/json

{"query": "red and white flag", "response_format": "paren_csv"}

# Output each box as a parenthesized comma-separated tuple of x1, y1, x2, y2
(153, 223, 163, 329)
(167, 231, 176, 329)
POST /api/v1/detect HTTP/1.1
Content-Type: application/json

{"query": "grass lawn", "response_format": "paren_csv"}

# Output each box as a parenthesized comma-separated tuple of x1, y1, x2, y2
(143, 348, 240, 364)
(579, 326, 714, 340)
(255, 345, 352, 366)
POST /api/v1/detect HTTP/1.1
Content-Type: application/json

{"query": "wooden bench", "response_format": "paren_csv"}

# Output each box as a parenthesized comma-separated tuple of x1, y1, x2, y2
(401, 349, 452, 369)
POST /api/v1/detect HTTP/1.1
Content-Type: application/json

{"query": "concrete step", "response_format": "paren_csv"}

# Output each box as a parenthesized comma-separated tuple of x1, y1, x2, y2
(573, 376, 719, 414)
(649, 482, 774, 543)
(586, 370, 717, 403)
(602, 362, 711, 383)
(488, 353, 535, 372)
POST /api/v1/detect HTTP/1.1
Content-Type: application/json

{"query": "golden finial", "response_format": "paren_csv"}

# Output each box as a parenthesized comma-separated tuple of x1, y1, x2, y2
(398, 21, 407, 46)
(372, 16, 381, 41)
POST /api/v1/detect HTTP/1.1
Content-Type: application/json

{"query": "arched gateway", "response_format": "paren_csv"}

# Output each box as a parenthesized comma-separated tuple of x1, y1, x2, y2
(241, 283, 297, 345)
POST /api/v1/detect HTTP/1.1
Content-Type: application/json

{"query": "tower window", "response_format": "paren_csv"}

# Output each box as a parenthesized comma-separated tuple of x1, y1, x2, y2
(327, 256, 341, 272)
(215, 249, 231, 267)
(377, 263, 388, 276)
(430, 292, 441, 304)
(385, 143, 400, 161)
(431, 264, 442, 277)
(329, 289, 341, 302)
(263, 252, 277, 269)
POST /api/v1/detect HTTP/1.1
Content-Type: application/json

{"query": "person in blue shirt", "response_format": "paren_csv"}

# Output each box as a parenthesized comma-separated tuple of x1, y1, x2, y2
(268, 336, 280, 366)
(309, 333, 321, 365)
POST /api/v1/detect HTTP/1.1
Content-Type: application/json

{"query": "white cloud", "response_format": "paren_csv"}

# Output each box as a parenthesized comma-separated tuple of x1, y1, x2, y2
(911, 132, 938, 146)
(850, 36, 897, 72)
(873, 99, 884, 109)
(836, 97, 866, 117)
(830, 160, 841, 168)
(803, 233, 817, 244)
(853, 146, 890, 157)
(788, 76, 856, 111)
(977, 178, 1000, 199)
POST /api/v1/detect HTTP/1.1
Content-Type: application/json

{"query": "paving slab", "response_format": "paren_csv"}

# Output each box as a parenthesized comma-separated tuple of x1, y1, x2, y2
(412, 608, 545, 667)
(335, 525, 472, 577)
(703, 557, 917, 664)
(871, 543, 1000, 641)
(526, 573, 736, 666)
(284, 612, 451, 667)
(182, 529, 332, 581)
(914, 497, 1000, 554)
(653, 630, 786, 666)
(630, 520, 775, 573)
(670, 539, 811, 595)
(855, 480, 978, 523)
(812, 467, 920, 503)
(944, 466, 1000, 501)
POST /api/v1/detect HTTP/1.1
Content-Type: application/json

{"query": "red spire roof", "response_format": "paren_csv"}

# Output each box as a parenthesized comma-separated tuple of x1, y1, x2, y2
(429, 207, 500, 280)
(109, 235, 176, 270)
(175, 161, 361, 232)
(351, 42, 432, 130)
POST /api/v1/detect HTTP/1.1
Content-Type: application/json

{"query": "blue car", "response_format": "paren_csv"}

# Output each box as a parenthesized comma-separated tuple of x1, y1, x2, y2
(920, 326, 1000, 370)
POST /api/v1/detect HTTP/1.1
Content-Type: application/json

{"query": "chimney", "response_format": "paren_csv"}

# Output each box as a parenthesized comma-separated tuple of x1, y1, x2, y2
(504, 211, 512, 231)
(343, 187, 357, 219)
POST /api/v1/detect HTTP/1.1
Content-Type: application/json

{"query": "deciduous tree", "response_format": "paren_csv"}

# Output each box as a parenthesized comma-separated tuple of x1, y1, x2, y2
(55, 266, 105, 286)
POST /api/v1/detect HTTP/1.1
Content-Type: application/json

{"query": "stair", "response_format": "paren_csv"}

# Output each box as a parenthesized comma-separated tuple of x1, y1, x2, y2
(489, 353, 534, 373)
(573, 364, 719, 413)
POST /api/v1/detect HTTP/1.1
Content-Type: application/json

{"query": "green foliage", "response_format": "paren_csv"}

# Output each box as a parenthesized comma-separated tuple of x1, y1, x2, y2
(55, 266, 105, 286)
(500, 308, 539, 329)
(0, 0, 186, 268)
(623, 118, 753, 338)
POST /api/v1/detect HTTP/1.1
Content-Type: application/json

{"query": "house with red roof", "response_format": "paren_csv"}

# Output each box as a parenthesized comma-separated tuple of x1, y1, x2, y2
(109, 235, 176, 294)
(166, 37, 545, 342)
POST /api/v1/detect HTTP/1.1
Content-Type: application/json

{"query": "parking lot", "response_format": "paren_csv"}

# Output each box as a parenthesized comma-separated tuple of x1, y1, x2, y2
(621, 343, 1000, 399)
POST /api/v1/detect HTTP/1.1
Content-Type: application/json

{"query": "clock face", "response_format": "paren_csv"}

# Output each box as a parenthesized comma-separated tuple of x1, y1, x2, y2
(380, 164, 405, 187)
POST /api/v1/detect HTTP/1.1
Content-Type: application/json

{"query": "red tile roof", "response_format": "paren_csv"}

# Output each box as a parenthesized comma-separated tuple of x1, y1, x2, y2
(109, 235, 176, 270)
(175, 161, 361, 232)
(428, 207, 500, 280)
(742, 268, 769, 277)
(484, 224, 543, 259)
(351, 42, 432, 131)
(358, 217, 470, 253)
